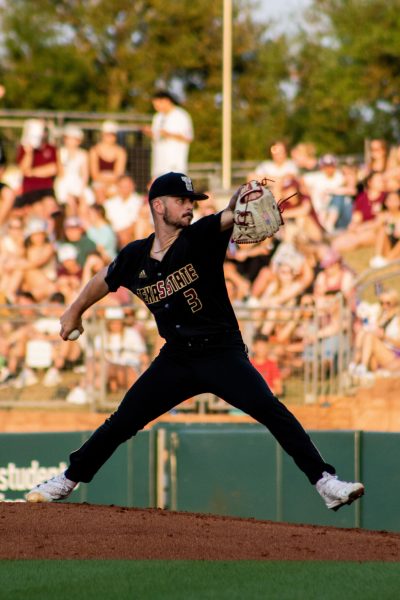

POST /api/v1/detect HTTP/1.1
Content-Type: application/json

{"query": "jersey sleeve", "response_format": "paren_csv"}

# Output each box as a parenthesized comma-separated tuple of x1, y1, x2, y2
(188, 213, 232, 253)
(104, 242, 138, 292)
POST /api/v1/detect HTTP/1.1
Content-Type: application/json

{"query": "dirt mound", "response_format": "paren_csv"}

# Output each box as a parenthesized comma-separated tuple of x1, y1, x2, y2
(1, 503, 399, 561)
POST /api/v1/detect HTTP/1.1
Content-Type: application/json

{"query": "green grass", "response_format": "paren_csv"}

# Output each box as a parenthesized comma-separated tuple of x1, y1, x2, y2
(1, 561, 400, 600)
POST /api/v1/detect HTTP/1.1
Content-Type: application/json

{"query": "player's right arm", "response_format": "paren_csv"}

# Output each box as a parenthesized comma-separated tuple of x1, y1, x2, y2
(220, 187, 241, 231)
(59, 266, 110, 340)
(220, 183, 262, 231)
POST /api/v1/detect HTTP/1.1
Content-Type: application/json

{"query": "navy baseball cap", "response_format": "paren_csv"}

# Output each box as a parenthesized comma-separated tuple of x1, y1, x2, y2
(148, 172, 209, 202)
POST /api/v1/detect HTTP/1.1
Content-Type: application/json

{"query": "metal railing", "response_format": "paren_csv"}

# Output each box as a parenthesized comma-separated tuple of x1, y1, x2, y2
(0, 295, 353, 412)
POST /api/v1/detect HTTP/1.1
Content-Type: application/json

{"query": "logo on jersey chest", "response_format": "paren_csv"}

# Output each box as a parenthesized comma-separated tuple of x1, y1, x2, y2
(137, 263, 198, 305)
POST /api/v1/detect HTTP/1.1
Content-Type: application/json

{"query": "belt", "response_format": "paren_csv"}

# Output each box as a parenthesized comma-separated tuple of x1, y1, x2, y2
(167, 330, 242, 348)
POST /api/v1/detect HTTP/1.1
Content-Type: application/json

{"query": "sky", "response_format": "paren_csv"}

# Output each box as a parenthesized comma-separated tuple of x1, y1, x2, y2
(256, 0, 312, 33)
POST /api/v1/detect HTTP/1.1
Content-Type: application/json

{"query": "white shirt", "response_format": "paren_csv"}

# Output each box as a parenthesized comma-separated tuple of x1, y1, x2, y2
(105, 193, 143, 232)
(55, 147, 88, 201)
(151, 106, 194, 177)
(303, 170, 344, 217)
(255, 159, 298, 180)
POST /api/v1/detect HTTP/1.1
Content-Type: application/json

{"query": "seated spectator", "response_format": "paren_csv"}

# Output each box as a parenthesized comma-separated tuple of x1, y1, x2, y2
(385, 144, 400, 188)
(85, 203, 117, 261)
(323, 160, 358, 234)
(56, 244, 83, 304)
(15, 119, 58, 218)
(226, 237, 277, 285)
(370, 191, 400, 268)
(249, 141, 299, 197)
(61, 216, 97, 267)
(55, 124, 89, 215)
(34, 292, 83, 388)
(359, 138, 389, 180)
(102, 306, 148, 392)
(0, 150, 15, 227)
(250, 333, 283, 395)
(0, 291, 38, 387)
(275, 176, 322, 242)
(104, 175, 143, 248)
(252, 230, 313, 300)
(351, 288, 400, 377)
(3, 219, 57, 303)
(193, 192, 218, 221)
(135, 198, 154, 240)
(0, 218, 25, 295)
(271, 293, 317, 369)
(301, 154, 344, 232)
(89, 121, 127, 203)
(258, 257, 308, 337)
(313, 249, 355, 302)
(303, 294, 345, 372)
(332, 172, 387, 253)
(223, 261, 251, 301)
(290, 142, 318, 174)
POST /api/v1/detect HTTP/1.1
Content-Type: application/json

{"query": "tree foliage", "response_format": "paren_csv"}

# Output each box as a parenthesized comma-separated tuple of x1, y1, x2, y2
(290, 0, 400, 153)
(0, 0, 289, 161)
(1, 0, 400, 159)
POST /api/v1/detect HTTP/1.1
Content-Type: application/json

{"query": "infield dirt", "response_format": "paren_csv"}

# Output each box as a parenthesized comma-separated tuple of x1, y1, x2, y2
(1, 502, 399, 561)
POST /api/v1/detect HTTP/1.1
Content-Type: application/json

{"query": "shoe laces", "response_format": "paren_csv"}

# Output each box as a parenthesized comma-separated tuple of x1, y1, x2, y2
(42, 473, 74, 494)
(317, 472, 339, 493)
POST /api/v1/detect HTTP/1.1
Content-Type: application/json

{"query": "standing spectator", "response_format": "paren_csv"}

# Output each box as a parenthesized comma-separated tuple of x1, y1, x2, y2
(85, 204, 117, 261)
(302, 154, 344, 232)
(16, 119, 58, 216)
(143, 91, 194, 178)
(89, 121, 127, 203)
(250, 333, 283, 395)
(104, 175, 143, 248)
(61, 216, 97, 267)
(55, 125, 89, 215)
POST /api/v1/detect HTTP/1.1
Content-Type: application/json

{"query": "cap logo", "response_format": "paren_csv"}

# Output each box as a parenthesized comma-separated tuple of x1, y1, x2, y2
(181, 176, 193, 192)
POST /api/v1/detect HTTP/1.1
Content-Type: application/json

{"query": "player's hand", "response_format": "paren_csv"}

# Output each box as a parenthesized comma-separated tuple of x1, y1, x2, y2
(59, 308, 84, 341)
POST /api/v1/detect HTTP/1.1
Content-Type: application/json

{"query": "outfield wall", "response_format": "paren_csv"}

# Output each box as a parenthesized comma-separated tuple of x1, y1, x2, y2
(1, 425, 399, 532)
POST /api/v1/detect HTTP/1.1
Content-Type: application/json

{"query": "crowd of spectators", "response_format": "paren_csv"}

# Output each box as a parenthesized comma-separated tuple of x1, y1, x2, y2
(0, 118, 399, 405)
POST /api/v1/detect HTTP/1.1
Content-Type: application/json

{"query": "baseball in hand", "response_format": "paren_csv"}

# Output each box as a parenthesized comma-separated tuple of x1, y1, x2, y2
(67, 329, 81, 341)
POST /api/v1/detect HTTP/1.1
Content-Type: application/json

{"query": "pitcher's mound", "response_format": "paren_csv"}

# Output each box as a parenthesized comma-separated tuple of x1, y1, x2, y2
(1, 502, 399, 561)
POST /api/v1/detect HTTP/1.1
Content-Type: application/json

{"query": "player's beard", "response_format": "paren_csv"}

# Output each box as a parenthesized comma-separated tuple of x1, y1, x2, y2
(162, 207, 193, 228)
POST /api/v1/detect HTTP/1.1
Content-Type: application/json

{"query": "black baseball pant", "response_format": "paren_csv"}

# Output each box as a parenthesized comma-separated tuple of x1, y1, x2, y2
(65, 334, 335, 485)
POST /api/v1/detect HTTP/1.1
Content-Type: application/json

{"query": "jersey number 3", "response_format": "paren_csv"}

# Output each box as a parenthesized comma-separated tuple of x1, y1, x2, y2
(183, 288, 202, 313)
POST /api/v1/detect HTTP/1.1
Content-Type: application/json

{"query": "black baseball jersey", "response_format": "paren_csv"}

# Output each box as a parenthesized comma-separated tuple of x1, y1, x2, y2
(105, 212, 239, 342)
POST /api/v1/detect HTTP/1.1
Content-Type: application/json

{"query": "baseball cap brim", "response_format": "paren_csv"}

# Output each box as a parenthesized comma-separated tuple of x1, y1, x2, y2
(172, 191, 209, 201)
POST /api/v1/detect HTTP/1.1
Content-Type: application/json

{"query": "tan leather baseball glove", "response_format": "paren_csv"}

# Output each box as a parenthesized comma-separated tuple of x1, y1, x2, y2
(232, 180, 284, 244)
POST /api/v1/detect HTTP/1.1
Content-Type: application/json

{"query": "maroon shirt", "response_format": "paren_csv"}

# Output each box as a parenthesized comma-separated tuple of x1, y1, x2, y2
(17, 143, 57, 193)
(353, 191, 386, 222)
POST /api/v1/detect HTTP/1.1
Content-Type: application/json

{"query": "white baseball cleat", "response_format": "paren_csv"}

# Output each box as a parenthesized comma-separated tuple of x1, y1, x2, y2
(25, 472, 77, 503)
(316, 471, 364, 511)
